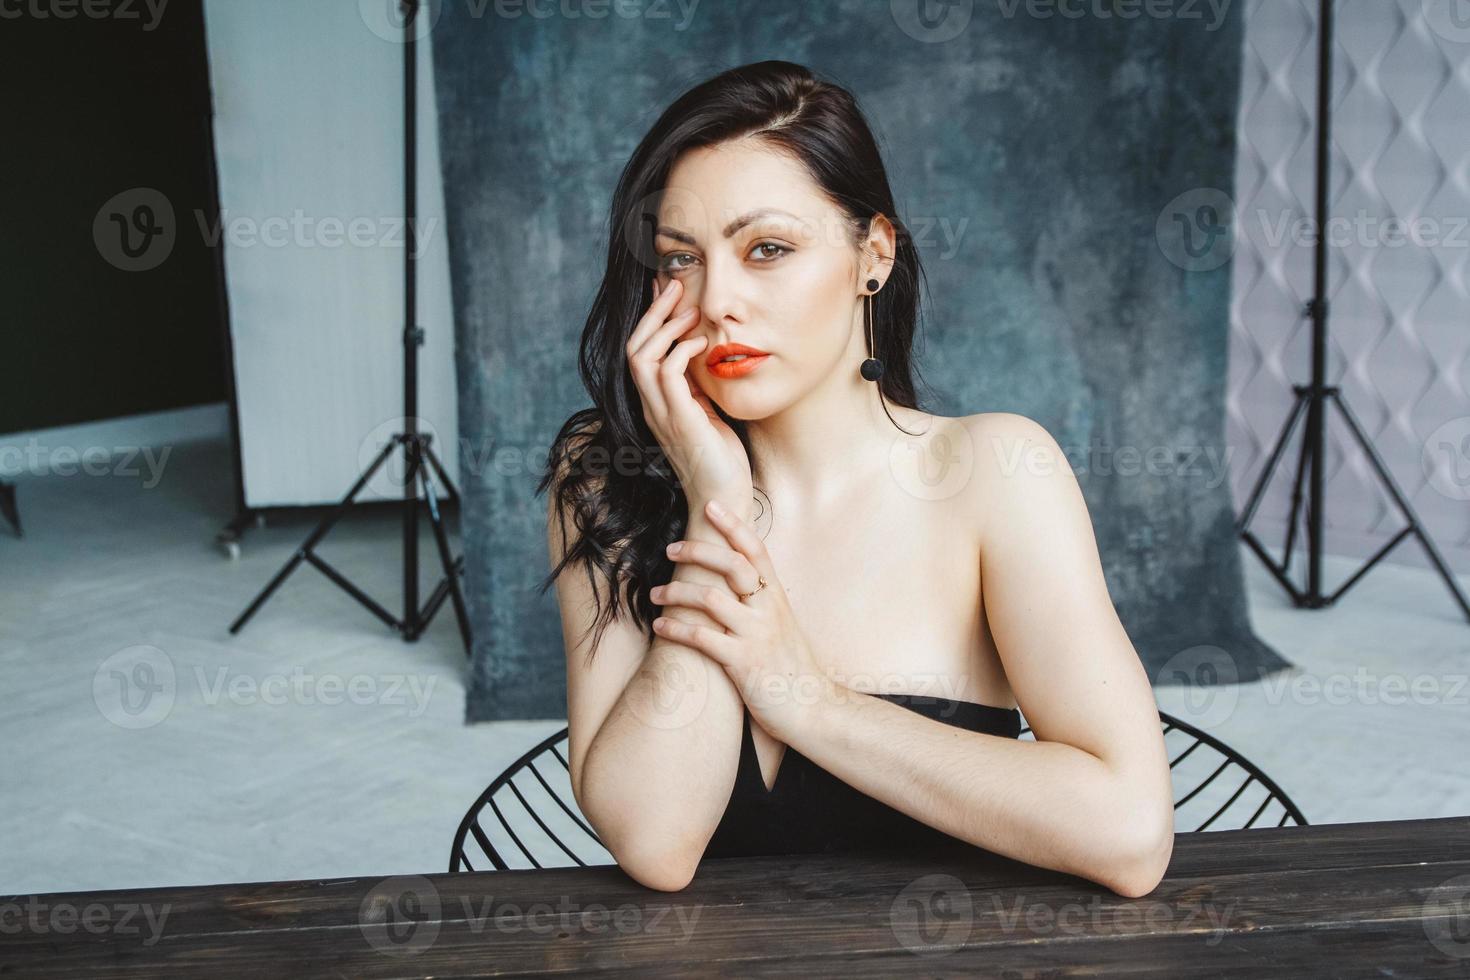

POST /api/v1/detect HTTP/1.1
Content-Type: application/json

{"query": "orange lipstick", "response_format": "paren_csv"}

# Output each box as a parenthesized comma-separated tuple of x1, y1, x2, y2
(706, 342, 771, 379)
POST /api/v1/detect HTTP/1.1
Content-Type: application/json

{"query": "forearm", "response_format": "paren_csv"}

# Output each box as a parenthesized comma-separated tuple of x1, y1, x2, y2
(576, 512, 748, 886)
(790, 689, 1172, 896)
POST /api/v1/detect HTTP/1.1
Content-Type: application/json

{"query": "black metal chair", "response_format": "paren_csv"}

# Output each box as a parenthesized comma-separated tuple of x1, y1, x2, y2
(1018, 710, 1308, 832)
(448, 709, 1307, 872)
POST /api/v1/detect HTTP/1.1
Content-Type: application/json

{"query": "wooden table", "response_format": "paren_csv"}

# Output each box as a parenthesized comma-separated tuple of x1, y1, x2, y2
(5, 816, 1469, 977)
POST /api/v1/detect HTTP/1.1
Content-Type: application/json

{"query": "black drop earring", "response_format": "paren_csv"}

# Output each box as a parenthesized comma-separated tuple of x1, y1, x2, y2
(860, 277, 885, 382)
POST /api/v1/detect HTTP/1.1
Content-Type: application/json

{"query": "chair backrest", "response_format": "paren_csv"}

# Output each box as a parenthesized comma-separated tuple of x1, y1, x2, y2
(449, 727, 610, 872)
(1018, 709, 1308, 832)
(450, 708, 1307, 872)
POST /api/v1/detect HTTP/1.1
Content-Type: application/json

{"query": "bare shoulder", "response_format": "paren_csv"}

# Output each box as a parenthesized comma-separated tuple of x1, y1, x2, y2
(957, 412, 1078, 545)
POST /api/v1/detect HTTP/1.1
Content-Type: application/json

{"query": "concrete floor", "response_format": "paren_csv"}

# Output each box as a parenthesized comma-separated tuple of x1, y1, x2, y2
(2, 435, 1468, 894)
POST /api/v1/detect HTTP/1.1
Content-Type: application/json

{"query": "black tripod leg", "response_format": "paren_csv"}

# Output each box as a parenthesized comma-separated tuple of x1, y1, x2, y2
(0, 480, 20, 537)
(416, 455, 473, 655)
(229, 436, 403, 635)
(1238, 388, 1311, 532)
(1238, 388, 1311, 603)
(421, 440, 462, 503)
(1328, 391, 1470, 622)
(1282, 395, 1316, 577)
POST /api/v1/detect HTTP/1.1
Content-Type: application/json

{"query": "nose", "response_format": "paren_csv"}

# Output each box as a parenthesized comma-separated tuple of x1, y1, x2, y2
(687, 252, 748, 337)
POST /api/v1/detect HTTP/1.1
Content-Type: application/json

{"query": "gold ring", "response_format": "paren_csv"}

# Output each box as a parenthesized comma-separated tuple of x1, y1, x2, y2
(736, 575, 767, 602)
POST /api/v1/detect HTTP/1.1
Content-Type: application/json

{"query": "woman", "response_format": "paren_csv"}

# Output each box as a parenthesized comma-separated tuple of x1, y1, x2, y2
(537, 60, 1174, 897)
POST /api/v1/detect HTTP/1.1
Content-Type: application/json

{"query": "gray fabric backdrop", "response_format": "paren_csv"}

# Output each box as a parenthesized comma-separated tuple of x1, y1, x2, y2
(430, 0, 1293, 722)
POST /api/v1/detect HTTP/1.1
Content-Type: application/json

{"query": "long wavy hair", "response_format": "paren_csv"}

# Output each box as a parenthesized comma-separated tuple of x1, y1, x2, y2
(535, 60, 934, 661)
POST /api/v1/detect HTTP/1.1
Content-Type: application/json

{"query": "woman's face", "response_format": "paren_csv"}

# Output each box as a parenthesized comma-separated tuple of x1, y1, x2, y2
(652, 139, 875, 419)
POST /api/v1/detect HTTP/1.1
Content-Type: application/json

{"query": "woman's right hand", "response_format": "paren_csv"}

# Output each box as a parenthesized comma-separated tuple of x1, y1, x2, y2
(626, 276, 752, 518)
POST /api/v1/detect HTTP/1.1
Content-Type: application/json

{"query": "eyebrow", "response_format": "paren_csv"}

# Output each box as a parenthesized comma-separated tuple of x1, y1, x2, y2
(654, 208, 802, 246)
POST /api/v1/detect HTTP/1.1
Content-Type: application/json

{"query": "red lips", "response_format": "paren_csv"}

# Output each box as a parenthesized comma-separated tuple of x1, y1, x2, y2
(705, 342, 772, 380)
(706, 342, 771, 368)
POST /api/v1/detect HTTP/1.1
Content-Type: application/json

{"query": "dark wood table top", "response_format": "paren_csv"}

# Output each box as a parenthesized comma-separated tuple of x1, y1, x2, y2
(4, 815, 1469, 977)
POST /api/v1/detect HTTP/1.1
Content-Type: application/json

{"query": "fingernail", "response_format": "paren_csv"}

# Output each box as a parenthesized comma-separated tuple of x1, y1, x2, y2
(667, 542, 682, 555)
(707, 500, 726, 518)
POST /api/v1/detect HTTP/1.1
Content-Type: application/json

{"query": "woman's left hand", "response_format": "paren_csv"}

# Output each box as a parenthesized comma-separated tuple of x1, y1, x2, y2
(650, 499, 835, 744)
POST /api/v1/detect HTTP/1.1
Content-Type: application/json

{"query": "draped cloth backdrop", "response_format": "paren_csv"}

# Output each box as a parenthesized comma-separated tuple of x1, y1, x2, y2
(430, 0, 1293, 721)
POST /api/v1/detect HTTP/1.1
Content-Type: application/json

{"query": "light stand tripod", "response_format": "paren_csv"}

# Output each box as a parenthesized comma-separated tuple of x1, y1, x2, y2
(0, 480, 18, 536)
(229, 0, 472, 653)
(1235, 0, 1470, 624)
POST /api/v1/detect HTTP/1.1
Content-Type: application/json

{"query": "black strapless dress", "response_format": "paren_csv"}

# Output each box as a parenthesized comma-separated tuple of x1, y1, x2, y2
(702, 692, 1023, 858)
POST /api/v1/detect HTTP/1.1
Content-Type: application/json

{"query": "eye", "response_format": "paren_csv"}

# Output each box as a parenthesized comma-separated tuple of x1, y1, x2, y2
(750, 242, 790, 261)
(657, 241, 791, 274)
(658, 252, 696, 274)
